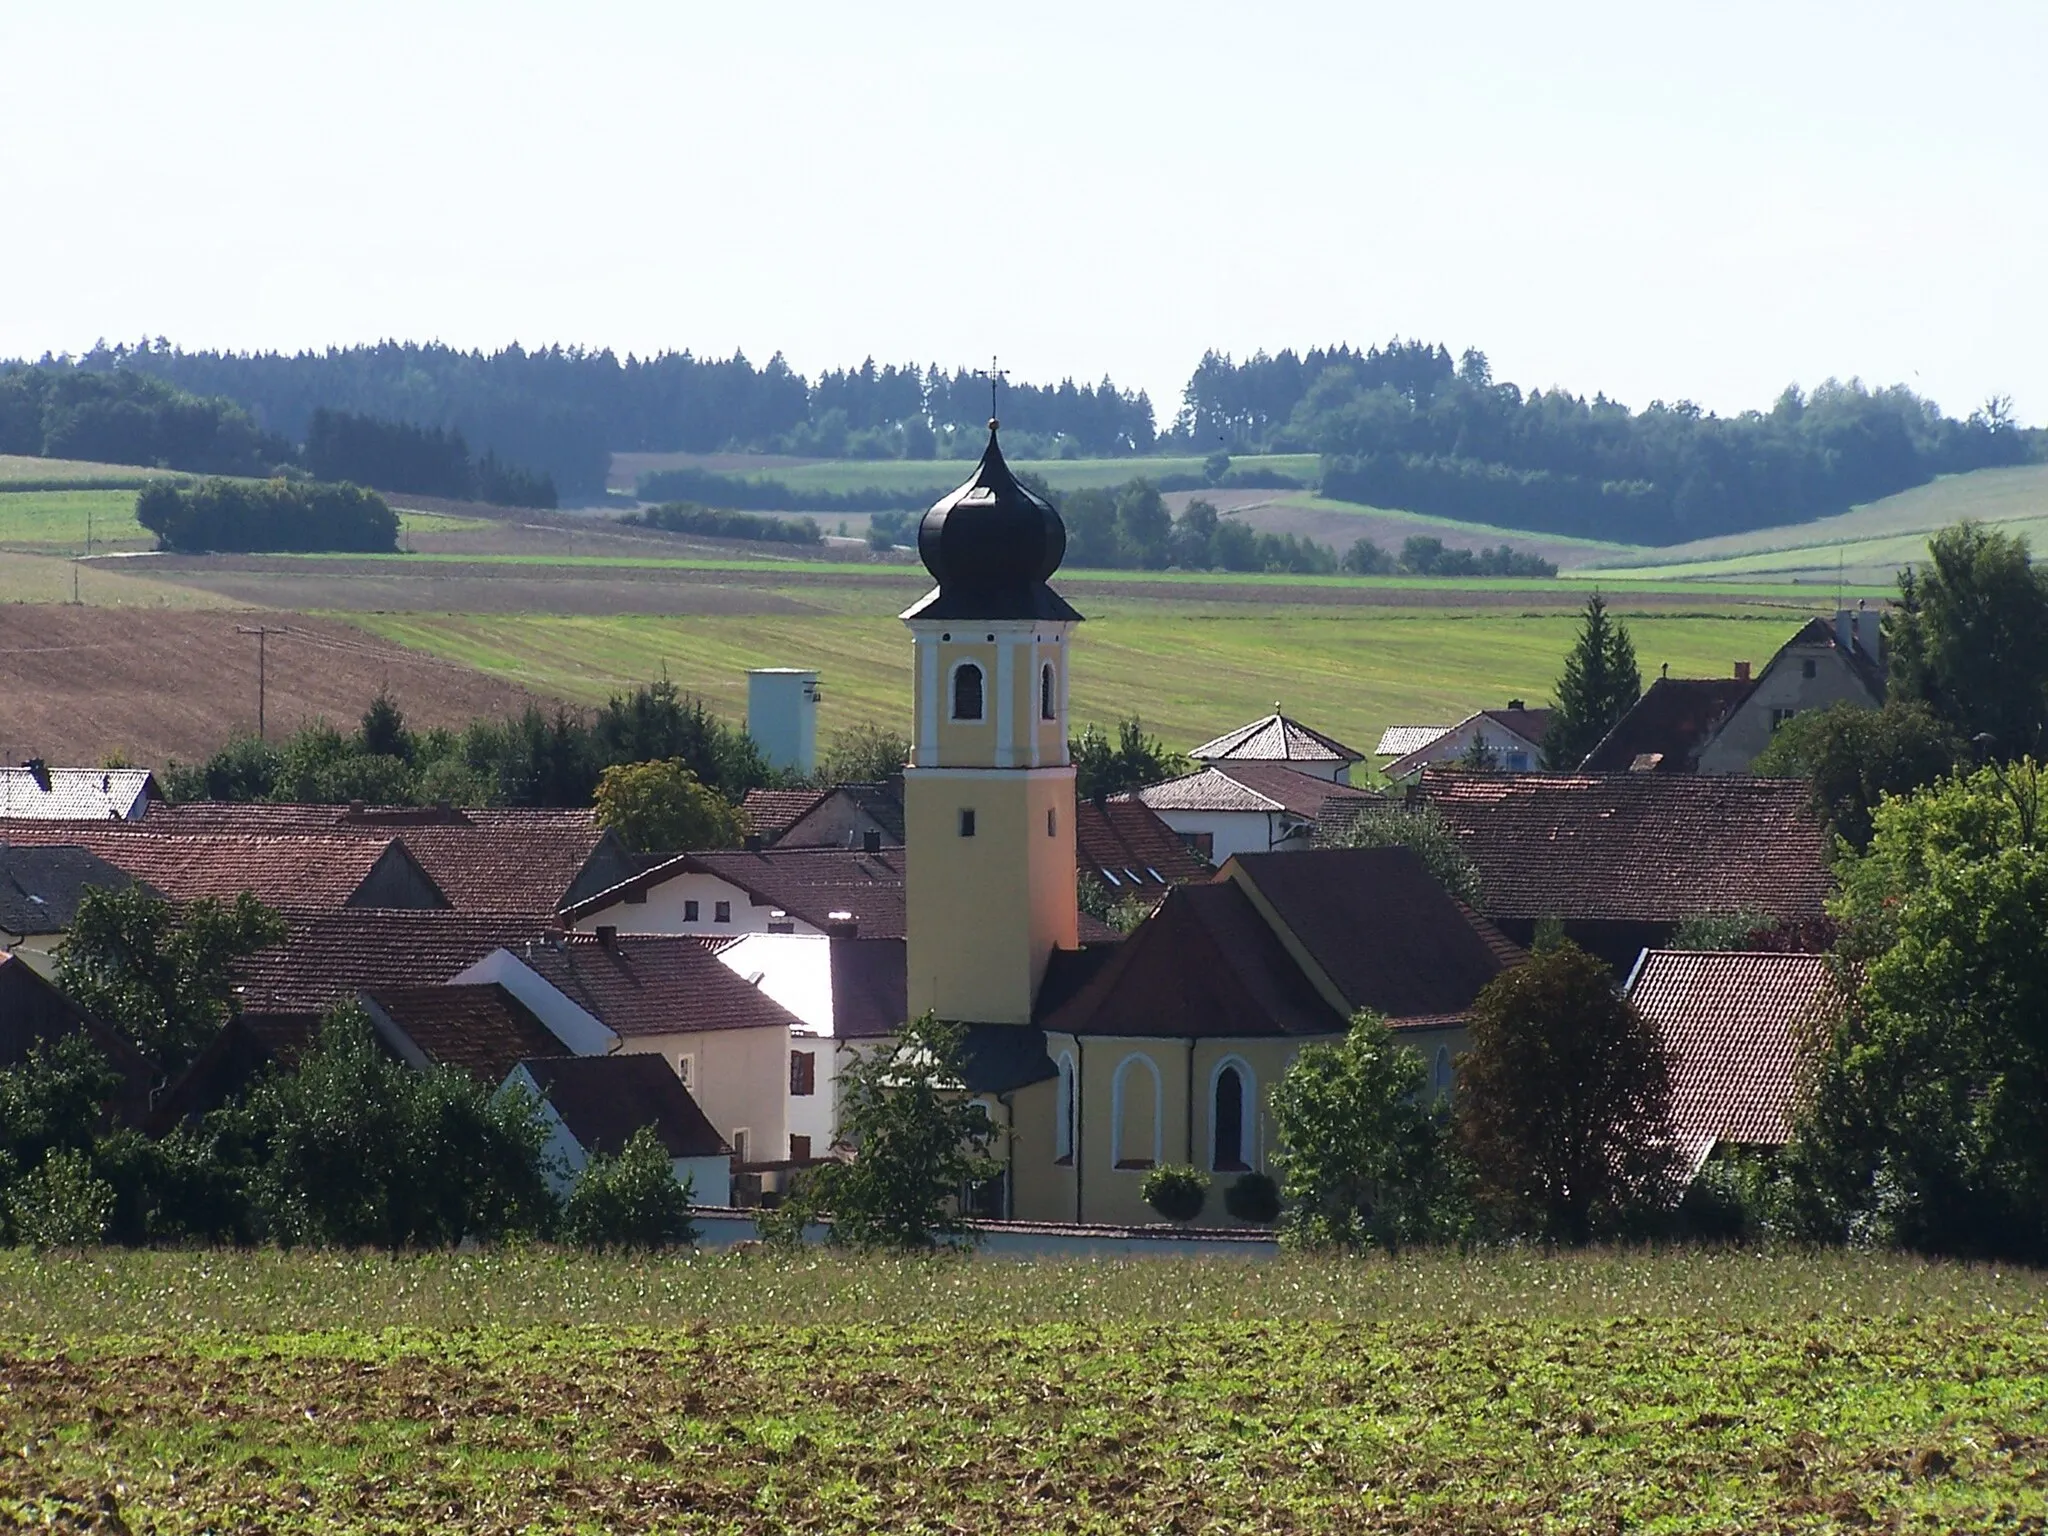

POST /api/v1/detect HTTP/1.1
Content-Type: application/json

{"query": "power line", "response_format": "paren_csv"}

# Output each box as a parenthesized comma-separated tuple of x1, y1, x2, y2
(234, 624, 287, 739)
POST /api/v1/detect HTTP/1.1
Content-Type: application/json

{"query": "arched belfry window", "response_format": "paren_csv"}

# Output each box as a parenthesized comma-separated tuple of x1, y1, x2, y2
(1111, 1053, 1162, 1169)
(1054, 1052, 1076, 1164)
(1211, 1058, 1253, 1171)
(1040, 662, 1057, 721)
(951, 661, 985, 722)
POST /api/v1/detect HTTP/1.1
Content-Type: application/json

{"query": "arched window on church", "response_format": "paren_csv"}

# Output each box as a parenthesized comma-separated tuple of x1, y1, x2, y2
(1111, 1053, 1160, 1169)
(1211, 1059, 1252, 1171)
(1041, 662, 1056, 721)
(1054, 1052, 1075, 1164)
(1433, 1045, 1453, 1101)
(951, 661, 984, 722)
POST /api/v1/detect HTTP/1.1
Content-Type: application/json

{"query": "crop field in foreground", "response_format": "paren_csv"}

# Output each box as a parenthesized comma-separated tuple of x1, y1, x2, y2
(2, 1248, 2042, 1534)
(353, 601, 1835, 758)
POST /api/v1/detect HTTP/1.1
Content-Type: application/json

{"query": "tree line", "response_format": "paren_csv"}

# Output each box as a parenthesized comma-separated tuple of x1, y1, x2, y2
(619, 502, 823, 545)
(306, 409, 557, 508)
(137, 478, 399, 554)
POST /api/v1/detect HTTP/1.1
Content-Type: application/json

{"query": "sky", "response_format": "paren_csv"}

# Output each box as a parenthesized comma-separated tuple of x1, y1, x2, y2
(5, 0, 2045, 426)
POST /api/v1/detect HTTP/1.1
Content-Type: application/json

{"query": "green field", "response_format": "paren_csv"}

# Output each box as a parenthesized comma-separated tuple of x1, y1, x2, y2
(632, 452, 1323, 496)
(0, 488, 501, 554)
(4, 1248, 2043, 1533)
(0, 452, 172, 487)
(352, 600, 1828, 754)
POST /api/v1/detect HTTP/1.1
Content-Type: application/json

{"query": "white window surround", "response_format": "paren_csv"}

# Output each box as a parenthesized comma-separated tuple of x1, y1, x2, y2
(1207, 1055, 1256, 1172)
(1109, 1052, 1163, 1170)
(1040, 662, 1056, 721)
(949, 660, 986, 722)
(1054, 1051, 1076, 1162)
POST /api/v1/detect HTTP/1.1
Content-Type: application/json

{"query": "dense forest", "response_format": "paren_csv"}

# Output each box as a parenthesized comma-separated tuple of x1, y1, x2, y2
(6, 336, 2039, 544)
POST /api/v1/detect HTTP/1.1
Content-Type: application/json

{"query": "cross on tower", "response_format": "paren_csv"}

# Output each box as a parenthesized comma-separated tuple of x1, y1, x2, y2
(974, 355, 1009, 423)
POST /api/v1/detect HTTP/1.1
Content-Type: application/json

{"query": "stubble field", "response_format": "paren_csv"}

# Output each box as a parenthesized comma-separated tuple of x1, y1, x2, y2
(3, 1248, 2044, 1534)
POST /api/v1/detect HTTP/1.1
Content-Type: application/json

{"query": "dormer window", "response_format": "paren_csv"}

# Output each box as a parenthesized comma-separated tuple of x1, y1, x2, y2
(951, 661, 985, 722)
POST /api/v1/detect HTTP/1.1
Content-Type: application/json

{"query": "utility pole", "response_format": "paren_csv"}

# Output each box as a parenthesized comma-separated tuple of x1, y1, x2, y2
(235, 625, 285, 739)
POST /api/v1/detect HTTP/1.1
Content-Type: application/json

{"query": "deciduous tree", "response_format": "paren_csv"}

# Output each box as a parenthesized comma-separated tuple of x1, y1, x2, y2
(1752, 698, 1959, 850)
(594, 758, 744, 853)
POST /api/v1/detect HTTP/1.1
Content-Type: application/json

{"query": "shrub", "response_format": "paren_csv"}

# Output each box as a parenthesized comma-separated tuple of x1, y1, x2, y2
(137, 477, 398, 554)
(5, 1148, 114, 1248)
(1676, 1153, 1791, 1243)
(1141, 1165, 1209, 1223)
(562, 1127, 698, 1250)
(1223, 1171, 1282, 1225)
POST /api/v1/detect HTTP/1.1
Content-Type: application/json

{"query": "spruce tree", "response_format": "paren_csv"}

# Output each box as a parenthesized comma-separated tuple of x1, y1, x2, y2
(1542, 592, 1641, 769)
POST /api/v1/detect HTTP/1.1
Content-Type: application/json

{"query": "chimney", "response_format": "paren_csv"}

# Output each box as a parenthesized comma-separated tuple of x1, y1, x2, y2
(595, 924, 617, 948)
(347, 799, 366, 818)
(1854, 600, 1882, 661)
(1734, 661, 1751, 682)
(826, 910, 859, 939)
(1505, 699, 1524, 712)
(744, 833, 764, 853)
(1835, 608, 1854, 653)
(861, 828, 883, 854)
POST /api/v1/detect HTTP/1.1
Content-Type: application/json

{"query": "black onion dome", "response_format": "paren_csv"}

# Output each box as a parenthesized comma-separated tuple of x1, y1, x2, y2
(900, 422, 1083, 623)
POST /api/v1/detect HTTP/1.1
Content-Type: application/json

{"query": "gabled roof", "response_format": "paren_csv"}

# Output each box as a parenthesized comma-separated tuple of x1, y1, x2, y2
(1191, 713, 1364, 766)
(566, 845, 910, 935)
(1626, 949, 1838, 1170)
(1777, 615, 1886, 698)
(766, 781, 907, 848)
(0, 844, 141, 934)
(520, 933, 809, 1038)
(1417, 769, 1832, 923)
(1133, 762, 1375, 819)
(0, 767, 157, 821)
(0, 953, 154, 1125)
(518, 1053, 729, 1160)
(360, 982, 567, 1083)
(1075, 797, 1212, 886)
(1580, 678, 1756, 773)
(0, 828, 447, 913)
(1041, 881, 1344, 1040)
(1374, 725, 1452, 758)
(740, 788, 830, 839)
(1478, 706, 1552, 746)
(1380, 706, 1553, 780)
(137, 803, 627, 916)
(1222, 847, 1520, 1022)
(234, 910, 545, 1013)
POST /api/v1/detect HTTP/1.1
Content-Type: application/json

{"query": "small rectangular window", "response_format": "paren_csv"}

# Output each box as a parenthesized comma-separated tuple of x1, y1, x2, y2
(768, 921, 796, 934)
(1771, 708, 1798, 732)
(959, 808, 976, 838)
(675, 1054, 693, 1087)
(714, 900, 732, 923)
(790, 1050, 816, 1096)
(683, 899, 700, 921)
(1801, 658, 1818, 679)
(790, 1134, 812, 1162)
(1047, 808, 1057, 837)
(731, 1128, 749, 1165)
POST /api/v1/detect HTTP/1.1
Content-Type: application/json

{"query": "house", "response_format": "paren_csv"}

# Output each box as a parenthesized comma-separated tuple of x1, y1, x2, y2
(562, 846, 907, 939)
(1624, 948, 1839, 1176)
(0, 764, 158, 821)
(1074, 796, 1214, 889)
(1131, 762, 1376, 863)
(232, 910, 550, 1017)
(1190, 712, 1365, 785)
(1416, 768, 1833, 970)
(0, 829, 449, 915)
(1378, 703, 1552, 781)
(505, 1054, 732, 1207)
(0, 843, 141, 976)
(741, 781, 904, 850)
(453, 932, 807, 1172)
(1579, 610, 1885, 775)
(0, 952, 154, 1126)
(358, 983, 569, 1083)
(1023, 846, 1522, 1225)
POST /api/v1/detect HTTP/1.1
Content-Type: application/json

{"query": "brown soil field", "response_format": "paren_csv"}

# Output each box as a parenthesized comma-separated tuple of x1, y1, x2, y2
(0, 607, 561, 769)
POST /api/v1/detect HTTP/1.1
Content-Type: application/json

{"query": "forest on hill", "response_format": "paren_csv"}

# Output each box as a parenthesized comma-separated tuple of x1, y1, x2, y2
(5, 337, 2038, 543)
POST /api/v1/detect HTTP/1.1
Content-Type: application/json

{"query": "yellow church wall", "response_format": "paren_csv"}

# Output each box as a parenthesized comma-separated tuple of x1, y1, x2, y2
(1006, 1072, 1073, 1221)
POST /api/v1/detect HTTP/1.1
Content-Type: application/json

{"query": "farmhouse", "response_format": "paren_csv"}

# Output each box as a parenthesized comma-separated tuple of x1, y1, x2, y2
(1376, 703, 1552, 780)
(1131, 761, 1374, 862)
(1190, 712, 1365, 784)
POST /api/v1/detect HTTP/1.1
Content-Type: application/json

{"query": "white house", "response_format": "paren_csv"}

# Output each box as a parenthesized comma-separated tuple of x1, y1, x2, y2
(1131, 762, 1376, 864)
(560, 847, 905, 941)
(1189, 712, 1366, 785)
(1378, 704, 1551, 780)
(504, 1054, 733, 1207)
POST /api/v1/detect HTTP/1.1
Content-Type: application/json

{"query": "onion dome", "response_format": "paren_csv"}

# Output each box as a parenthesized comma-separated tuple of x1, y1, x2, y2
(900, 421, 1083, 623)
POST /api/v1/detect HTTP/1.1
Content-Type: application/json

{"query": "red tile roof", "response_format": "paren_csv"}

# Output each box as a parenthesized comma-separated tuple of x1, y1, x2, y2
(234, 910, 548, 1013)
(1417, 769, 1833, 923)
(1579, 678, 1756, 773)
(1134, 763, 1375, 818)
(568, 846, 910, 936)
(1478, 706, 1552, 745)
(0, 827, 440, 912)
(1625, 949, 1839, 1168)
(519, 1053, 729, 1159)
(520, 932, 809, 1038)
(360, 982, 567, 1082)
(1191, 713, 1365, 765)
(1075, 798, 1212, 886)
(740, 788, 830, 839)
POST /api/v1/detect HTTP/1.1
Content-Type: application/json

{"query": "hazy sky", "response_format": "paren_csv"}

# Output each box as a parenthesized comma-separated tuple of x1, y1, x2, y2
(6, 1, 2044, 424)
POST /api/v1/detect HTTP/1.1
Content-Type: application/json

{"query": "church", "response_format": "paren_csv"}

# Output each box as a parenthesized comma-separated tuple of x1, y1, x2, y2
(896, 420, 1521, 1226)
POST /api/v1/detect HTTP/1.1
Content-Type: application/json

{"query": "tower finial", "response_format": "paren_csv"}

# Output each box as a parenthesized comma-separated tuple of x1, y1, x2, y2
(976, 355, 1009, 427)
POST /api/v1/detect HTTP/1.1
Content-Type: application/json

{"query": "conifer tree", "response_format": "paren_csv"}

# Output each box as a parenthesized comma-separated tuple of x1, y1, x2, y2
(1542, 592, 1641, 769)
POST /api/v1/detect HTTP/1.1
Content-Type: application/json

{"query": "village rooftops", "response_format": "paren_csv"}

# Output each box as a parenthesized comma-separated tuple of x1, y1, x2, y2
(1378, 706, 1553, 780)
(233, 909, 549, 1014)
(741, 781, 906, 850)
(516, 1053, 730, 1160)
(1191, 713, 1364, 769)
(0, 844, 141, 936)
(711, 932, 908, 1040)
(1579, 676, 1757, 773)
(1374, 725, 1452, 758)
(1625, 948, 1839, 1173)
(518, 931, 811, 1038)
(1417, 768, 1832, 923)
(0, 765, 157, 821)
(739, 788, 832, 840)
(1075, 797, 1213, 886)
(0, 827, 447, 913)
(1131, 762, 1376, 819)
(359, 982, 567, 1083)
(564, 845, 908, 935)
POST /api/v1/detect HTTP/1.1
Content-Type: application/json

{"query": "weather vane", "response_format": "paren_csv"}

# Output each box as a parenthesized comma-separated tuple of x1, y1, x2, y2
(975, 355, 1009, 424)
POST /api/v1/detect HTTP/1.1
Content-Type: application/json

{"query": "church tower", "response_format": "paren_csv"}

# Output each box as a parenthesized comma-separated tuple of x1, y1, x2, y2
(902, 420, 1081, 1024)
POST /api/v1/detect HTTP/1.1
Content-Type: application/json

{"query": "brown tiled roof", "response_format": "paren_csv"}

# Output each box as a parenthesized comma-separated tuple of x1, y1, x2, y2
(567, 846, 909, 936)
(0, 827, 441, 912)
(1417, 769, 1833, 923)
(519, 1053, 729, 1159)
(1223, 847, 1519, 1022)
(1191, 713, 1365, 765)
(0, 844, 142, 934)
(828, 937, 908, 1040)
(1075, 798, 1212, 886)
(1579, 678, 1756, 773)
(1479, 707, 1552, 745)
(1041, 881, 1343, 1039)
(361, 983, 567, 1082)
(740, 788, 829, 839)
(1625, 949, 1838, 1168)
(521, 933, 808, 1038)
(1134, 763, 1374, 819)
(234, 910, 547, 1014)
(138, 803, 625, 916)
(0, 953, 154, 1125)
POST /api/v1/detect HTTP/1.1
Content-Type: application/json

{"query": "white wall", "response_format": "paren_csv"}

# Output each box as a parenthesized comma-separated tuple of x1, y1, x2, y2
(570, 871, 824, 938)
(712, 932, 852, 1161)
(451, 951, 618, 1055)
(1149, 807, 1304, 863)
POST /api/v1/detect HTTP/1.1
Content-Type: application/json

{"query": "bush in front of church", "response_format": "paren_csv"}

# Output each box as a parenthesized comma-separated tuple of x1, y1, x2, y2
(1141, 1165, 1209, 1224)
(1223, 1172, 1282, 1226)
